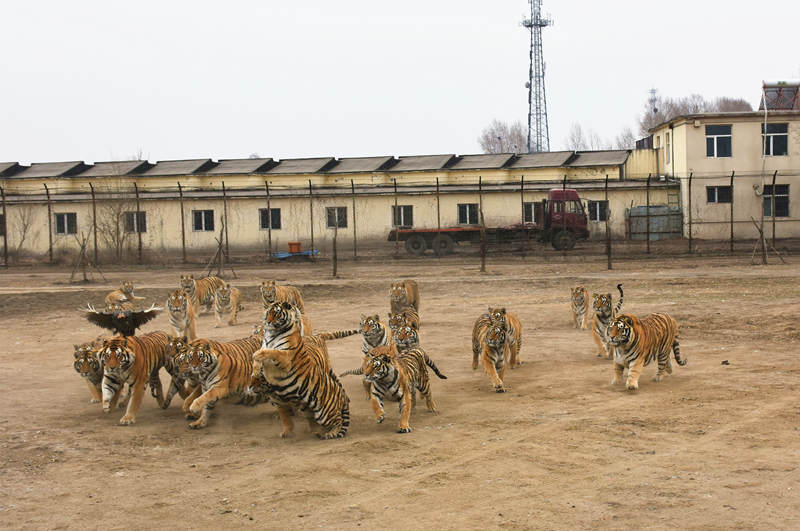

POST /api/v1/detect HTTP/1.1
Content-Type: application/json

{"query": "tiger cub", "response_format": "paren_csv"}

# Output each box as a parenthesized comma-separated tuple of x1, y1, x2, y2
(251, 302, 351, 439)
(260, 280, 305, 314)
(214, 283, 243, 327)
(592, 284, 624, 359)
(167, 289, 197, 341)
(99, 331, 171, 425)
(387, 308, 420, 334)
(73, 336, 108, 403)
(607, 312, 685, 391)
(570, 286, 590, 330)
(393, 322, 420, 352)
(180, 274, 225, 314)
(390, 280, 420, 314)
(353, 343, 446, 433)
(472, 307, 523, 392)
(104, 281, 145, 307)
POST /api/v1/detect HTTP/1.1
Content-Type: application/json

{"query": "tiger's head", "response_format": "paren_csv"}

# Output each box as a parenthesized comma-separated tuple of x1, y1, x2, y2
(485, 323, 506, 348)
(487, 306, 507, 325)
(73, 343, 101, 377)
(120, 281, 136, 295)
(387, 311, 407, 332)
(260, 280, 277, 302)
(362, 345, 396, 383)
(100, 338, 134, 374)
(216, 283, 233, 305)
(592, 293, 613, 315)
(179, 274, 195, 292)
(389, 281, 408, 303)
(264, 301, 298, 332)
(360, 314, 385, 340)
(181, 341, 217, 376)
(167, 289, 189, 314)
(571, 286, 586, 303)
(394, 321, 419, 349)
(607, 315, 635, 345)
(166, 336, 190, 372)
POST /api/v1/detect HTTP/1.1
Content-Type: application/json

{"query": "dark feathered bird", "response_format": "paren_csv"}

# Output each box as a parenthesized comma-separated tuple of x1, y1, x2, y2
(84, 303, 162, 337)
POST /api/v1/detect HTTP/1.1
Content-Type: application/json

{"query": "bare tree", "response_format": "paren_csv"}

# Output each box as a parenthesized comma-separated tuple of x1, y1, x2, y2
(565, 123, 587, 151)
(613, 127, 637, 149)
(478, 120, 526, 154)
(96, 191, 133, 262)
(638, 91, 754, 136)
(11, 205, 39, 259)
(714, 97, 753, 112)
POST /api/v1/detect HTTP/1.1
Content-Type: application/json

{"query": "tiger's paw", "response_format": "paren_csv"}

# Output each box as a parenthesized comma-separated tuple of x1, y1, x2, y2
(625, 381, 639, 391)
(184, 412, 199, 420)
(652, 374, 665, 383)
(397, 427, 412, 434)
(376, 414, 385, 424)
(189, 402, 202, 417)
(494, 385, 506, 393)
(472, 362, 478, 370)
(279, 431, 294, 439)
(89, 398, 100, 404)
(102, 406, 111, 413)
(188, 419, 206, 430)
(119, 415, 136, 426)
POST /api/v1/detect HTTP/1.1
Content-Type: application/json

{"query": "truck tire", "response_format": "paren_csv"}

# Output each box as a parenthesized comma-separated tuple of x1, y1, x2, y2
(405, 235, 427, 255)
(552, 230, 576, 251)
(431, 234, 455, 255)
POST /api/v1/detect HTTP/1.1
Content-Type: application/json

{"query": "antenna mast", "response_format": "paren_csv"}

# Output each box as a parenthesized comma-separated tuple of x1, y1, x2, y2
(522, 0, 552, 153)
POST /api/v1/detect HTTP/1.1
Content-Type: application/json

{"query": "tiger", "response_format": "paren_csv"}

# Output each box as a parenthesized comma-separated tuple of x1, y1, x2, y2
(607, 312, 685, 391)
(180, 274, 225, 314)
(345, 343, 445, 433)
(99, 331, 171, 425)
(471, 307, 523, 392)
(390, 280, 420, 314)
(387, 307, 420, 333)
(260, 280, 305, 314)
(167, 288, 197, 341)
(393, 321, 420, 352)
(260, 301, 357, 350)
(161, 335, 199, 412)
(73, 335, 109, 403)
(356, 314, 393, 399)
(250, 303, 351, 440)
(214, 283, 243, 328)
(570, 285, 590, 330)
(591, 284, 624, 359)
(104, 281, 145, 307)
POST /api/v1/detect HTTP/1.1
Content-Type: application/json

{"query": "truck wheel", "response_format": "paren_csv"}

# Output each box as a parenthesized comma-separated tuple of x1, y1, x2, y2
(405, 235, 427, 255)
(552, 231, 576, 251)
(431, 234, 455, 255)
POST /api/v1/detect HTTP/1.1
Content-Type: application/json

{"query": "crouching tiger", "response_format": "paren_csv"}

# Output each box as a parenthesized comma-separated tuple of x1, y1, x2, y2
(606, 312, 686, 391)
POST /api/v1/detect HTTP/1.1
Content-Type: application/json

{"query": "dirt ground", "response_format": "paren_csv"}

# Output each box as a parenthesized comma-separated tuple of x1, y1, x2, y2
(1, 254, 799, 530)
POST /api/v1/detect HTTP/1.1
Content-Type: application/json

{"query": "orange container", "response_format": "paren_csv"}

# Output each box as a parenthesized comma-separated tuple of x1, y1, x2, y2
(288, 241, 302, 254)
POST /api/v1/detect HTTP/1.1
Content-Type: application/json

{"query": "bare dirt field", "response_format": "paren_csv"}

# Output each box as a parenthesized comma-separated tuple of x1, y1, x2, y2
(1, 254, 799, 530)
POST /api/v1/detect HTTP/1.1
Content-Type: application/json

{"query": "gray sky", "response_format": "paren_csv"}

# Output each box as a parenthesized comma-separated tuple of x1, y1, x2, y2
(2, 1, 798, 165)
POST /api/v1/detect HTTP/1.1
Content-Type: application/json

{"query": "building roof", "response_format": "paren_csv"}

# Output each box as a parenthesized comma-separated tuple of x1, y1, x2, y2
(265, 157, 335, 174)
(325, 156, 396, 174)
(78, 160, 152, 177)
(448, 153, 515, 171)
(0, 162, 22, 176)
(11, 161, 88, 179)
(508, 151, 574, 169)
(387, 154, 456, 172)
(649, 110, 800, 132)
(568, 150, 630, 167)
(204, 158, 275, 175)
(139, 159, 215, 176)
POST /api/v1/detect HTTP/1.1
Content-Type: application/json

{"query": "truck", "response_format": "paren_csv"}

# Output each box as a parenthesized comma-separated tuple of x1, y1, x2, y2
(387, 188, 590, 255)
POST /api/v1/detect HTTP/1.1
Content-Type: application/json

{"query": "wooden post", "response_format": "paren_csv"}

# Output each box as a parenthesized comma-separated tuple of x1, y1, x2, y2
(308, 180, 315, 260)
(178, 182, 187, 264)
(729, 171, 735, 253)
(332, 224, 338, 278)
(771, 170, 778, 248)
(222, 181, 230, 261)
(0, 186, 7, 267)
(44, 183, 53, 264)
(605, 174, 612, 270)
(520, 175, 525, 223)
(687, 172, 693, 253)
(646, 173, 651, 254)
(133, 182, 142, 264)
(351, 179, 357, 259)
(89, 183, 98, 265)
(436, 176, 441, 236)
(562, 174, 567, 237)
(393, 178, 399, 257)
(264, 181, 272, 262)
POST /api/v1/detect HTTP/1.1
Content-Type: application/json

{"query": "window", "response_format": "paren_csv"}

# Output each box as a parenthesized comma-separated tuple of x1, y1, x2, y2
(259, 208, 281, 230)
(706, 125, 732, 157)
(554, 200, 582, 214)
(665, 132, 671, 164)
(587, 200, 608, 222)
(706, 186, 732, 204)
(54, 213, 77, 235)
(458, 203, 479, 225)
(762, 123, 788, 156)
(326, 206, 347, 228)
(523, 202, 540, 224)
(763, 184, 789, 217)
(124, 211, 147, 233)
(392, 205, 413, 228)
(192, 210, 214, 232)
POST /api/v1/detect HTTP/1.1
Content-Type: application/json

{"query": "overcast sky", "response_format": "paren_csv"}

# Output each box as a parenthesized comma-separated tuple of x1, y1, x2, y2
(2, 1, 799, 165)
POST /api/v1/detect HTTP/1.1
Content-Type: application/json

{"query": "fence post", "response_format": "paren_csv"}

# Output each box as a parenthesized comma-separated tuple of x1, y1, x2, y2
(351, 179, 357, 259)
(687, 172, 693, 253)
(605, 174, 612, 270)
(264, 181, 272, 261)
(0, 186, 7, 267)
(436, 177, 441, 255)
(771, 170, 778, 248)
(44, 184, 53, 264)
(222, 181, 230, 261)
(308, 180, 315, 260)
(562, 175, 567, 239)
(133, 182, 143, 264)
(393, 178, 399, 257)
(520, 175, 525, 223)
(178, 182, 187, 264)
(646, 173, 651, 254)
(89, 183, 99, 264)
(729, 171, 735, 253)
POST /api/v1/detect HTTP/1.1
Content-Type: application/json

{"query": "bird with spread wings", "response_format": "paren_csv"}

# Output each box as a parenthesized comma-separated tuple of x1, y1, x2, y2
(84, 303, 163, 337)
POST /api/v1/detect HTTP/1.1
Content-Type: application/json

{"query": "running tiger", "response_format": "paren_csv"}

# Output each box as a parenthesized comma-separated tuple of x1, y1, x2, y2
(260, 280, 305, 314)
(570, 286, 590, 330)
(214, 283, 243, 328)
(99, 331, 171, 425)
(393, 322, 420, 352)
(180, 274, 225, 314)
(591, 284, 624, 359)
(167, 289, 197, 341)
(390, 280, 420, 314)
(607, 312, 685, 391)
(73, 335, 109, 403)
(471, 307, 523, 392)
(344, 343, 446, 433)
(250, 302, 351, 440)
(387, 308, 420, 333)
(104, 281, 145, 307)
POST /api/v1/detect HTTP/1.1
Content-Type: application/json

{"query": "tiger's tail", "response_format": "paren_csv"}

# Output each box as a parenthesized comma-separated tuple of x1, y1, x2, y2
(318, 329, 360, 341)
(339, 367, 363, 377)
(423, 352, 447, 380)
(673, 339, 687, 366)
(614, 284, 624, 313)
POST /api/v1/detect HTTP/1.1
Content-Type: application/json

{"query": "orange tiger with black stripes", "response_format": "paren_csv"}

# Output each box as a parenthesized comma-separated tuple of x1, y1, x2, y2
(390, 280, 420, 314)
(471, 307, 522, 393)
(104, 281, 145, 306)
(180, 274, 225, 314)
(167, 288, 197, 341)
(260, 280, 305, 314)
(592, 284, 624, 359)
(606, 312, 686, 391)
(570, 285, 590, 330)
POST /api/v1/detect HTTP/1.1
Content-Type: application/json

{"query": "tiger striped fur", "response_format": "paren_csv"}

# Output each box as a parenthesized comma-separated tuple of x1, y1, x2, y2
(214, 283, 243, 327)
(591, 284, 624, 359)
(570, 286, 590, 330)
(167, 289, 197, 341)
(260, 280, 305, 314)
(180, 274, 225, 314)
(161, 335, 198, 411)
(393, 321, 420, 352)
(73, 335, 108, 403)
(104, 281, 145, 307)
(607, 312, 685, 391)
(99, 331, 171, 425)
(471, 307, 522, 392)
(390, 280, 420, 314)
(387, 308, 420, 333)
(250, 302, 351, 439)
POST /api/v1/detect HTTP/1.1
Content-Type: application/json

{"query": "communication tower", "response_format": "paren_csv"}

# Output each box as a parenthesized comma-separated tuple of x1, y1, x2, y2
(522, 0, 552, 153)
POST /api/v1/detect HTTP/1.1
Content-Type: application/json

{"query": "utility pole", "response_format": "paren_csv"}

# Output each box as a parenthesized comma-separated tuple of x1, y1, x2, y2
(522, 0, 552, 153)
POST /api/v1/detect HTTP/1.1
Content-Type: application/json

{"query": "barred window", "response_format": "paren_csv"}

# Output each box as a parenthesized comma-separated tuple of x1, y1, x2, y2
(124, 211, 147, 233)
(55, 213, 77, 235)
(259, 208, 281, 230)
(192, 210, 214, 232)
